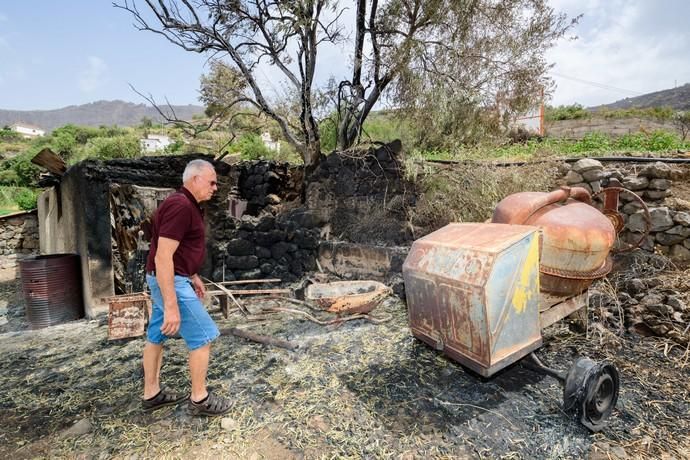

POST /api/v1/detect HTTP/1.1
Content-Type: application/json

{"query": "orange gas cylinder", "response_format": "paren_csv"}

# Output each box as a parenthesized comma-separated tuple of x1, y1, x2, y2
(491, 186, 616, 296)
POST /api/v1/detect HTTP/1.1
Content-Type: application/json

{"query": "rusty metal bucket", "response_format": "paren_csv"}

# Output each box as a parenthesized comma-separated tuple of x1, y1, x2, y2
(19, 254, 84, 329)
(305, 280, 392, 314)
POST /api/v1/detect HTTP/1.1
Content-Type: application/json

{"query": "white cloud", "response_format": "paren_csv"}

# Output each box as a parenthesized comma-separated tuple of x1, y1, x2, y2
(78, 56, 108, 92)
(546, 0, 690, 107)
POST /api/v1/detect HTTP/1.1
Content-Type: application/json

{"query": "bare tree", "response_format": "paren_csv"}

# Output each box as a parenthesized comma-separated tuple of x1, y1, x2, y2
(114, 0, 575, 169)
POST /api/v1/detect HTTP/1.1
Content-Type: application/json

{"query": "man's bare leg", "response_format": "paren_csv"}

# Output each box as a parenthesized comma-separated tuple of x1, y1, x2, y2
(143, 342, 164, 399)
(189, 344, 210, 402)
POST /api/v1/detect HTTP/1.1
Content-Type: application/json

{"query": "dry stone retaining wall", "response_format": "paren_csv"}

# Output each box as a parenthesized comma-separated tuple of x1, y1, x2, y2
(558, 158, 690, 262)
(0, 211, 39, 279)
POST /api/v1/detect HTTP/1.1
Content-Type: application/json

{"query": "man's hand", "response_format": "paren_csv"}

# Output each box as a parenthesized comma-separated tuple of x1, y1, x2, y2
(161, 303, 181, 336)
(191, 274, 206, 299)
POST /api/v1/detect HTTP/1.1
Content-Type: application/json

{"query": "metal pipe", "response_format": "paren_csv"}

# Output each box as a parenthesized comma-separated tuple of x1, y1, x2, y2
(522, 353, 567, 383)
(426, 156, 690, 167)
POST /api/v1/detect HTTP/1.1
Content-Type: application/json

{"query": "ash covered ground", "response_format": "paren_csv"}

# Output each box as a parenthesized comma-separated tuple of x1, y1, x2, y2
(1, 259, 689, 460)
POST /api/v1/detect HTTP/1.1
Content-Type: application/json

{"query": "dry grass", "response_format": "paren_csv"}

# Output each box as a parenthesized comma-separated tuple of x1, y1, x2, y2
(404, 160, 561, 236)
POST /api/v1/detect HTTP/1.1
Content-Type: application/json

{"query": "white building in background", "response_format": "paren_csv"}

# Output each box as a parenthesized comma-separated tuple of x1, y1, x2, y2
(11, 123, 45, 138)
(497, 88, 545, 136)
(140, 134, 172, 153)
(509, 104, 544, 136)
(261, 132, 281, 152)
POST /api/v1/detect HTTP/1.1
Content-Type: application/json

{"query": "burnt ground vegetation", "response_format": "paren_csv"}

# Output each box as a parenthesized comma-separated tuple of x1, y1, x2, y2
(0, 265, 689, 459)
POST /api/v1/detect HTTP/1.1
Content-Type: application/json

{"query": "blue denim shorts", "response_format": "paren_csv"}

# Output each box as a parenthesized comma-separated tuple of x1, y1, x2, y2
(146, 274, 220, 350)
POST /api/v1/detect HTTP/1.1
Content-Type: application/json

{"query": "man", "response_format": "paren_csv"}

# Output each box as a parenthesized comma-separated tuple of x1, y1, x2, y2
(141, 159, 231, 416)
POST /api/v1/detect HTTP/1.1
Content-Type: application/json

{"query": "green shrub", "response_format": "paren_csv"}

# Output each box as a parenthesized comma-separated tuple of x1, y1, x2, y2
(15, 188, 38, 210)
(0, 186, 39, 211)
(0, 127, 21, 141)
(545, 104, 590, 121)
(0, 169, 20, 185)
(598, 106, 675, 120)
(234, 133, 271, 160)
(80, 135, 141, 160)
(319, 117, 338, 153)
(571, 132, 612, 152)
(163, 139, 185, 154)
(614, 131, 682, 151)
(645, 130, 682, 150)
(0, 153, 40, 186)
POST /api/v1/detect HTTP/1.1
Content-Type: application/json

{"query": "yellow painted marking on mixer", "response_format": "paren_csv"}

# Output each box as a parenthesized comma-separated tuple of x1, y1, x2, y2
(512, 236, 539, 314)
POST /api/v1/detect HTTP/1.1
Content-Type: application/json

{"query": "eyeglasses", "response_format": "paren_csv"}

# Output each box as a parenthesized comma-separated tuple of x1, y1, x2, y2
(196, 176, 217, 187)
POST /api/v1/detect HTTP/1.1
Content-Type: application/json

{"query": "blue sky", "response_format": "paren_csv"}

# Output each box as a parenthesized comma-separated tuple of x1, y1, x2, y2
(1, 1, 689, 111)
(0, 1, 210, 110)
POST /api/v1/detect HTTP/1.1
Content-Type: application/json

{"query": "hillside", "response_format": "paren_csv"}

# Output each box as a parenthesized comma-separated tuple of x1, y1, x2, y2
(0, 100, 205, 132)
(591, 83, 690, 111)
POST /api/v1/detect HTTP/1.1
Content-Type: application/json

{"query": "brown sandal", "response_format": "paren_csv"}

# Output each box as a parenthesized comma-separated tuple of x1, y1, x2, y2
(188, 391, 232, 416)
(142, 387, 187, 411)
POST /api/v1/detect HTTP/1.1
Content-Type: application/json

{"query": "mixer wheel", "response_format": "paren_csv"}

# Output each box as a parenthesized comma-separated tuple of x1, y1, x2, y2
(563, 357, 620, 432)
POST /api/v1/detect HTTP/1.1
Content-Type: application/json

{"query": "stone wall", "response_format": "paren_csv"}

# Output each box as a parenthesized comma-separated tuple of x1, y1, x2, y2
(0, 211, 39, 279)
(546, 117, 675, 139)
(558, 158, 690, 262)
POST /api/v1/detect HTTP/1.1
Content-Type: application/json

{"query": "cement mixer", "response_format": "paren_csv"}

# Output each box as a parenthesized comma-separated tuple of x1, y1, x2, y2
(402, 183, 650, 431)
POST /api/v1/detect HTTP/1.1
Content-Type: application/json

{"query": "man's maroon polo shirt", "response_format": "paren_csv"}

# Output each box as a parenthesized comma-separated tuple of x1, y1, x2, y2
(145, 187, 206, 277)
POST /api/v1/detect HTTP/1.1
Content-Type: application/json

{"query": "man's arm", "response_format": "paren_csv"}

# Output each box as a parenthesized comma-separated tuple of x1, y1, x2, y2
(155, 236, 181, 336)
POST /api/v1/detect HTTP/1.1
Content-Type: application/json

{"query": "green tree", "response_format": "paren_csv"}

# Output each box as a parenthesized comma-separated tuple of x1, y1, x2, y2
(82, 135, 141, 160)
(234, 133, 271, 160)
(15, 188, 38, 210)
(673, 111, 690, 141)
(140, 116, 154, 129)
(0, 154, 40, 187)
(116, 0, 575, 169)
(200, 61, 249, 118)
(0, 126, 20, 140)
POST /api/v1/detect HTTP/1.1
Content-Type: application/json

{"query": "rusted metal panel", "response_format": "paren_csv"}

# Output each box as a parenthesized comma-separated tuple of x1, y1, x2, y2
(404, 223, 542, 377)
(106, 293, 151, 340)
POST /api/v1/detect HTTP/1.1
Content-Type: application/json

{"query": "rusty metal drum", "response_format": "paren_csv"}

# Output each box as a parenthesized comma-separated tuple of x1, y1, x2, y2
(19, 254, 84, 329)
(492, 187, 615, 296)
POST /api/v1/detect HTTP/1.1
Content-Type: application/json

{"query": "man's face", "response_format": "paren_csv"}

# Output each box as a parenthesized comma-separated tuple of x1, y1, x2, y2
(194, 168, 218, 202)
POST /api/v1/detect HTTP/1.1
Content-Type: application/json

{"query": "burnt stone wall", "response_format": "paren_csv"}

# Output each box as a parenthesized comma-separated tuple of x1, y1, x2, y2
(305, 141, 415, 246)
(203, 144, 414, 283)
(236, 161, 303, 216)
(76, 154, 219, 188)
(208, 212, 320, 283)
(204, 160, 314, 282)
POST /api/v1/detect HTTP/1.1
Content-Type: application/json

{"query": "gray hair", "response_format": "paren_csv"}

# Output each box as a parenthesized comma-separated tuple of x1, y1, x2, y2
(182, 159, 214, 183)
